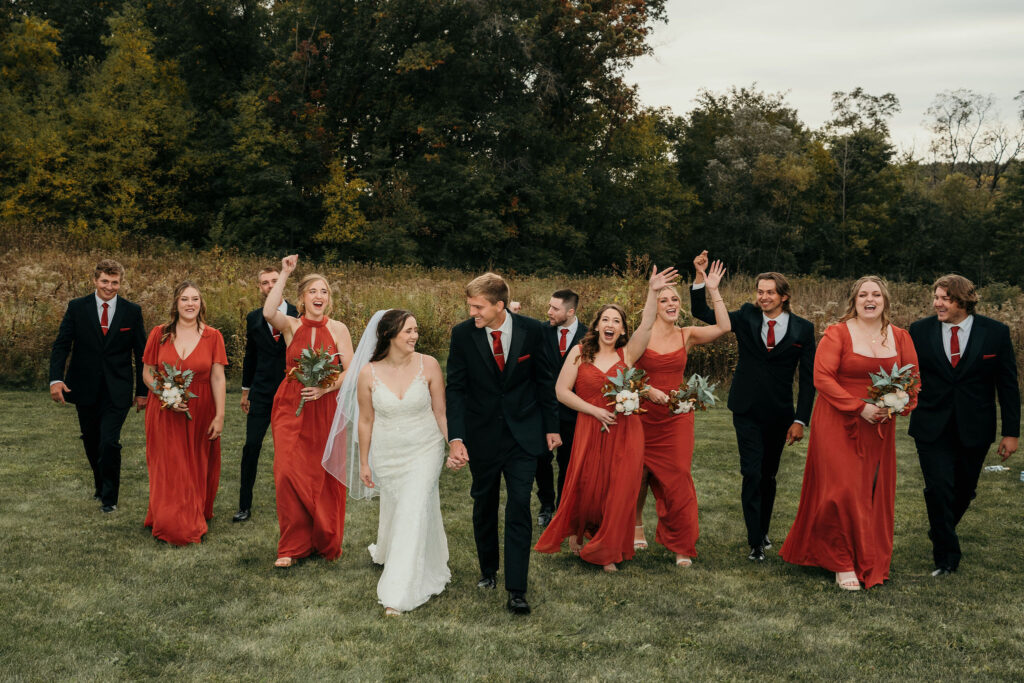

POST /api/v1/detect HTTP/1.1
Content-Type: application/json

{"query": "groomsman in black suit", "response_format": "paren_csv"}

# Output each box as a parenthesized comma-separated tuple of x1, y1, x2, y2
(234, 267, 298, 522)
(690, 253, 816, 562)
(446, 273, 561, 615)
(49, 259, 147, 513)
(909, 274, 1019, 576)
(534, 289, 585, 526)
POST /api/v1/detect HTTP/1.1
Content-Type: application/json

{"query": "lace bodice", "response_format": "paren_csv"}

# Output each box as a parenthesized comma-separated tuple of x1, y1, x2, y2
(369, 355, 444, 451)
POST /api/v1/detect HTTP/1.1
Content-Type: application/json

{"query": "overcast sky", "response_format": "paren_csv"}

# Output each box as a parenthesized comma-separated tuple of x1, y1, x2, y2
(626, 0, 1024, 155)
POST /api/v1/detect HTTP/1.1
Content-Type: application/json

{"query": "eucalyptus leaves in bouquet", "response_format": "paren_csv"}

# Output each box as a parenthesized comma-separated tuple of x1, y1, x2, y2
(287, 347, 342, 416)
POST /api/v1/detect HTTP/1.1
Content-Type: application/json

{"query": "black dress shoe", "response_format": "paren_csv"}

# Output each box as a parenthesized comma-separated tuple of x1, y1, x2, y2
(100, 505, 117, 513)
(931, 566, 954, 577)
(506, 592, 531, 615)
(538, 506, 554, 528)
(232, 509, 251, 523)
(747, 545, 765, 562)
(477, 575, 497, 589)
(762, 535, 772, 550)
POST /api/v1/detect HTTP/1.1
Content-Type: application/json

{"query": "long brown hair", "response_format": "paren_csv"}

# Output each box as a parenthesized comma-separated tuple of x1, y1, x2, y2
(160, 281, 207, 344)
(578, 304, 629, 364)
(370, 309, 414, 362)
(838, 275, 892, 344)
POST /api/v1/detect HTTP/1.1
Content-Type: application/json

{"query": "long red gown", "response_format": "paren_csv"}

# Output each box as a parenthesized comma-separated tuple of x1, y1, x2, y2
(636, 329, 699, 558)
(535, 348, 645, 566)
(143, 325, 228, 545)
(779, 323, 918, 588)
(272, 316, 346, 561)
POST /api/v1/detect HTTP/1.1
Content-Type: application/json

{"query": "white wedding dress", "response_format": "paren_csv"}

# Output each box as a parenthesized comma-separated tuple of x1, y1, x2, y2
(367, 355, 450, 612)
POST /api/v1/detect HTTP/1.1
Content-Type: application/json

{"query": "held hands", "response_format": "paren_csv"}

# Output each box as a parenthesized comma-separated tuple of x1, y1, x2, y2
(359, 463, 375, 489)
(135, 396, 147, 412)
(647, 387, 670, 405)
(207, 415, 224, 440)
(280, 254, 298, 275)
(860, 403, 889, 424)
(240, 390, 250, 415)
(785, 422, 804, 446)
(704, 260, 727, 290)
(649, 265, 680, 293)
(50, 381, 70, 405)
(998, 436, 1019, 462)
(446, 440, 469, 470)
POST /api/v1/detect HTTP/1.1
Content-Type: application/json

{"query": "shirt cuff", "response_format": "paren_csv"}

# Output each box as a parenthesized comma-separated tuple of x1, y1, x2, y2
(49, 380, 63, 386)
(793, 420, 806, 427)
(691, 282, 706, 290)
(241, 387, 250, 392)
(448, 438, 463, 443)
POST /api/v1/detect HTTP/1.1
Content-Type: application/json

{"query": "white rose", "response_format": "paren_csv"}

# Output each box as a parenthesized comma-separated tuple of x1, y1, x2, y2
(625, 399, 638, 413)
(163, 382, 173, 390)
(677, 401, 693, 414)
(882, 393, 901, 408)
(615, 402, 626, 413)
(895, 390, 909, 401)
(616, 390, 631, 402)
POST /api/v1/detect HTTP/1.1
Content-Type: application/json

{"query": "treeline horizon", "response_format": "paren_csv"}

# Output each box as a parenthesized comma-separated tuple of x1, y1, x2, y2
(2, 1, 1023, 284)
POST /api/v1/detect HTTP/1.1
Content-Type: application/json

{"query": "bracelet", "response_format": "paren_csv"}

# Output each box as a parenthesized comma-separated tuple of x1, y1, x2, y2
(712, 298, 724, 303)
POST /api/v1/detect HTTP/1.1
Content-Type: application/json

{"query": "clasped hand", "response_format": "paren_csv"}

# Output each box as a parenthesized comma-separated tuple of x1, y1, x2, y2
(860, 404, 889, 424)
(300, 386, 327, 402)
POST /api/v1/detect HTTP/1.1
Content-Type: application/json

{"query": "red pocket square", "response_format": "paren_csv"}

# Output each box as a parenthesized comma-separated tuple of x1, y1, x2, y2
(119, 327, 131, 332)
(793, 343, 803, 348)
(983, 354, 996, 359)
(517, 354, 531, 362)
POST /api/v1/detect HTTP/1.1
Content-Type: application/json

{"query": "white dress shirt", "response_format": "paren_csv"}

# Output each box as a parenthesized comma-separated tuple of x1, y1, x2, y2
(762, 311, 790, 347)
(556, 318, 579, 351)
(941, 314, 974, 364)
(95, 292, 118, 325)
(485, 310, 514, 360)
(268, 300, 288, 336)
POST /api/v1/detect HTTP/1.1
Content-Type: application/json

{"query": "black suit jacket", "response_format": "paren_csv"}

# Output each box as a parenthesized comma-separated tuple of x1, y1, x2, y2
(446, 313, 560, 456)
(691, 290, 816, 423)
(241, 303, 298, 414)
(908, 314, 1020, 447)
(49, 294, 147, 408)
(543, 322, 587, 422)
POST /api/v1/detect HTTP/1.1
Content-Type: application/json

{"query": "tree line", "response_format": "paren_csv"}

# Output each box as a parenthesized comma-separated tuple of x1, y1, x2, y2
(2, 1, 1023, 283)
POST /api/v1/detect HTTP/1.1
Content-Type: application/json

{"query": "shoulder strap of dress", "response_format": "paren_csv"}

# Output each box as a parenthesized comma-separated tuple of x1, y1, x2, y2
(369, 362, 377, 380)
(418, 353, 425, 373)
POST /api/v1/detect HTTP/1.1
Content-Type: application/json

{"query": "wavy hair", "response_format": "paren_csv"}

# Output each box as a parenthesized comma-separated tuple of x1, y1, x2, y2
(369, 309, 414, 362)
(160, 281, 207, 344)
(838, 275, 892, 344)
(578, 303, 629, 364)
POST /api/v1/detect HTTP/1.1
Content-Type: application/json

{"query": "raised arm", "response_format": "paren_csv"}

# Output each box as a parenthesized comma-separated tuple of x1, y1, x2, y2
(624, 265, 679, 366)
(264, 255, 299, 340)
(685, 260, 731, 347)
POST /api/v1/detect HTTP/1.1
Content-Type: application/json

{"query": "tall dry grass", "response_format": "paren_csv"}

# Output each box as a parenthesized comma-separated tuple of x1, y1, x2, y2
(3, 236, 1022, 388)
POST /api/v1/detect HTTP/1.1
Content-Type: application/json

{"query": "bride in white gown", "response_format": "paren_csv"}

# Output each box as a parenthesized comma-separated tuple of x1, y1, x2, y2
(325, 309, 450, 615)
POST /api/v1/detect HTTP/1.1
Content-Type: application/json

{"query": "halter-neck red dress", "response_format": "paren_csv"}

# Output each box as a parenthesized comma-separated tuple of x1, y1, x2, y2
(535, 347, 645, 566)
(271, 316, 346, 561)
(636, 329, 699, 558)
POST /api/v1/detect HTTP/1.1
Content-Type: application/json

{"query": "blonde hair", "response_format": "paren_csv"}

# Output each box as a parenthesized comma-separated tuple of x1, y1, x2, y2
(296, 273, 332, 316)
(838, 275, 892, 344)
(465, 272, 510, 306)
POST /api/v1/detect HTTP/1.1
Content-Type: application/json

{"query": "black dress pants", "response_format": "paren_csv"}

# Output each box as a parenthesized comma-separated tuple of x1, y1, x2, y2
(733, 412, 790, 548)
(239, 409, 273, 512)
(915, 416, 991, 571)
(469, 421, 536, 594)
(75, 387, 130, 506)
(534, 416, 576, 509)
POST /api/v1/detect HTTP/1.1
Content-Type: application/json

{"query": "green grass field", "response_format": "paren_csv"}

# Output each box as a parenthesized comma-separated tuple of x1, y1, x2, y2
(1, 389, 1022, 680)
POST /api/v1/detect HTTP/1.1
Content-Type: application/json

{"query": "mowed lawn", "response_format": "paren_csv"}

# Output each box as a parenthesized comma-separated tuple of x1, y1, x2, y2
(1, 389, 1022, 680)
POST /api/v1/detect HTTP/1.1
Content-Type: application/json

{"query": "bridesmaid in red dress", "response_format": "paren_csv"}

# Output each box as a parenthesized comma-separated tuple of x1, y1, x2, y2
(634, 258, 730, 567)
(142, 281, 227, 545)
(536, 265, 679, 572)
(780, 276, 918, 590)
(264, 255, 354, 568)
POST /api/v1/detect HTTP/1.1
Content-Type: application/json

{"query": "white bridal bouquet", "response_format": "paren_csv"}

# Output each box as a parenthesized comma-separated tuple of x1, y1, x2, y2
(152, 362, 198, 420)
(864, 362, 920, 419)
(668, 373, 719, 415)
(600, 367, 650, 431)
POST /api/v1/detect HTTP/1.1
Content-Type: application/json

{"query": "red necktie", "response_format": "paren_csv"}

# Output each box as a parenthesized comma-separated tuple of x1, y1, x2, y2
(766, 319, 776, 350)
(559, 328, 569, 356)
(950, 326, 960, 368)
(272, 327, 281, 343)
(101, 302, 109, 335)
(491, 330, 505, 371)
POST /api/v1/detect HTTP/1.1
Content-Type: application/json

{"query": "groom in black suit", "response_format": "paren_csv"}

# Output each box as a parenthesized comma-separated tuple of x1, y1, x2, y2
(690, 254, 816, 561)
(446, 273, 561, 615)
(534, 288, 585, 525)
(234, 267, 298, 522)
(49, 259, 147, 512)
(909, 274, 1019, 576)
